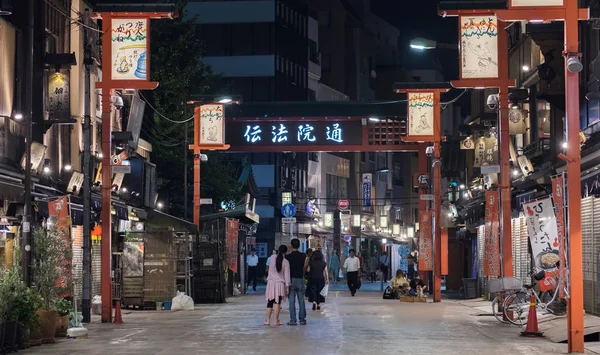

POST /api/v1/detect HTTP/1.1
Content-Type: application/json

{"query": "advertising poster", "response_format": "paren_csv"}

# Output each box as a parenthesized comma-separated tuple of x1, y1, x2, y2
(123, 242, 144, 277)
(407, 92, 434, 140)
(111, 18, 148, 80)
(362, 173, 372, 207)
(200, 104, 225, 146)
(460, 15, 499, 79)
(523, 197, 560, 291)
(226, 218, 240, 273)
(418, 211, 433, 271)
(484, 190, 500, 276)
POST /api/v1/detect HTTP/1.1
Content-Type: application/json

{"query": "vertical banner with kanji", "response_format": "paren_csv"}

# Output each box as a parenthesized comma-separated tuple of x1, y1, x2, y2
(523, 197, 560, 291)
(48, 196, 72, 295)
(226, 218, 239, 273)
(418, 211, 433, 271)
(552, 175, 567, 297)
(484, 190, 500, 276)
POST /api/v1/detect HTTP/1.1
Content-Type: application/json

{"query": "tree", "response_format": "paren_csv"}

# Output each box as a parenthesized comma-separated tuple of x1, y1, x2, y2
(200, 152, 242, 209)
(142, 0, 238, 219)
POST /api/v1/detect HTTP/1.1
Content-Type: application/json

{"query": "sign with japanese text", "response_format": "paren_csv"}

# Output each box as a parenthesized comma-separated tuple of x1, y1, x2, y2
(484, 190, 500, 276)
(413, 173, 429, 187)
(510, 0, 563, 6)
(552, 175, 567, 296)
(509, 108, 526, 134)
(47, 71, 70, 120)
(111, 18, 148, 81)
(200, 104, 225, 146)
(460, 137, 475, 149)
(226, 218, 239, 273)
(474, 136, 498, 167)
(407, 92, 434, 140)
(418, 211, 433, 271)
(362, 173, 372, 207)
(523, 197, 560, 290)
(460, 16, 499, 79)
(20, 141, 47, 174)
(227, 120, 362, 147)
(49, 196, 72, 295)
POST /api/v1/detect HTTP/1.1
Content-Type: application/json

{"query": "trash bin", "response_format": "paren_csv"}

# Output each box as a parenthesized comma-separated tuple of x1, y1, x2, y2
(163, 301, 172, 311)
(462, 278, 478, 299)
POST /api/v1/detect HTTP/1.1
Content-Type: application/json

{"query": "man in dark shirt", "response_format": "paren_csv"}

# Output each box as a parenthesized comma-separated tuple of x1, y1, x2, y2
(285, 238, 306, 325)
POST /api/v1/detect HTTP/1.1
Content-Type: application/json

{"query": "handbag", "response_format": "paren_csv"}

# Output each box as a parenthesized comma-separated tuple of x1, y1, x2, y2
(356, 279, 362, 290)
(383, 286, 395, 300)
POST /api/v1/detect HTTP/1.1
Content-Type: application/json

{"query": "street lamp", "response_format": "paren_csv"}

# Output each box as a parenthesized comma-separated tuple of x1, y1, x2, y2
(409, 37, 458, 51)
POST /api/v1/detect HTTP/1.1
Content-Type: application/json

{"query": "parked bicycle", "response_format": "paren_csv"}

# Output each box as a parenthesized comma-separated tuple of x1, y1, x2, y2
(502, 269, 568, 326)
(487, 276, 526, 324)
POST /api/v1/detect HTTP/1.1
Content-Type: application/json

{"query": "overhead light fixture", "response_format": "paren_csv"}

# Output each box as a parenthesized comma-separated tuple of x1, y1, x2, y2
(157, 202, 164, 209)
(13, 113, 23, 120)
(43, 166, 50, 174)
(64, 164, 72, 171)
(474, 87, 485, 90)
(512, 104, 519, 109)
(512, 169, 519, 176)
(530, 19, 544, 23)
(42, 158, 51, 174)
(98, 152, 103, 159)
(382, 238, 387, 244)
(369, 117, 380, 122)
(217, 97, 232, 104)
(459, 184, 465, 189)
(447, 212, 453, 217)
(0, 0, 12, 15)
(121, 187, 127, 193)
(522, 65, 530, 72)
(562, 141, 568, 149)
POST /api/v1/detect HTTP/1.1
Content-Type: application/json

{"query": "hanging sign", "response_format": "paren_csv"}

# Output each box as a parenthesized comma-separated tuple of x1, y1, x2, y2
(20, 142, 47, 174)
(474, 136, 498, 167)
(484, 190, 500, 276)
(226, 218, 240, 273)
(523, 197, 560, 290)
(509, 108, 526, 134)
(460, 137, 475, 150)
(413, 173, 429, 187)
(418, 211, 433, 271)
(407, 92, 435, 141)
(47, 71, 70, 120)
(552, 175, 567, 297)
(362, 173, 372, 207)
(200, 104, 225, 146)
(111, 18, 149, 81)
(510, 0, 563, 7)
(459, 15, 499, 79)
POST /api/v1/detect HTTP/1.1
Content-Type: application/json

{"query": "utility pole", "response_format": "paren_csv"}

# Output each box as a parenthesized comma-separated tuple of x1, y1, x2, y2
(21, 0, 34, 286)
(81, 8, 93, 324)
(184, 118, 188, 220)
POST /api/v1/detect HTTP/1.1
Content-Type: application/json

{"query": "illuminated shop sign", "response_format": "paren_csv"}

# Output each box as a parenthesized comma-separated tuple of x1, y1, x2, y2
(226, 121, 362, 146)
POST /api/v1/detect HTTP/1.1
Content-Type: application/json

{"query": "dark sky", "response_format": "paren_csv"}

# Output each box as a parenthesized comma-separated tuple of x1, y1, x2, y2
(371, 0, 459, 80)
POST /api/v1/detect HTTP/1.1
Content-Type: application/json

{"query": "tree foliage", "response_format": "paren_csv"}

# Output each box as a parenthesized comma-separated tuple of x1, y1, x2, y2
(200, 152, 242, 207)
(142, 0, 238, 218)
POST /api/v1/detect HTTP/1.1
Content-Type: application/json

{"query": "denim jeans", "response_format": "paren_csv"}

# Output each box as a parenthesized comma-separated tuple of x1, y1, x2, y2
(289, 278, 306, 323)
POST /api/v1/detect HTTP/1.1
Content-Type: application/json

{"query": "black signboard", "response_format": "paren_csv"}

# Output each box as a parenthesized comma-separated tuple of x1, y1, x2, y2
(226, 120, 363, 147)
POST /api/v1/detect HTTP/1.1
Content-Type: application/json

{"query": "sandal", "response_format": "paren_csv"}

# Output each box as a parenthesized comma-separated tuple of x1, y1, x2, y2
(274, 320, 282, 326)
(264, 320, 270, 326)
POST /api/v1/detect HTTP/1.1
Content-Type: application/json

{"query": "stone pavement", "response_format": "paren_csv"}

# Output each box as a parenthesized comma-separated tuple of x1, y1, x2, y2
(21, 290, 590, 355)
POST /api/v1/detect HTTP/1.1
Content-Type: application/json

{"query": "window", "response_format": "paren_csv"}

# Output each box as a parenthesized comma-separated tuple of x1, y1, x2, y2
(309, 40, 319, 64)
(318, 10, 331, 27)
(322, 54, 332, 72)
(282, 192, 292, 206)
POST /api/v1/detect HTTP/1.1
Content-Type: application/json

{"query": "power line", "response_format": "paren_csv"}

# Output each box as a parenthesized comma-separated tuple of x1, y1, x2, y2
(43, 0, 104, 34)
(138, 92, 194, 124)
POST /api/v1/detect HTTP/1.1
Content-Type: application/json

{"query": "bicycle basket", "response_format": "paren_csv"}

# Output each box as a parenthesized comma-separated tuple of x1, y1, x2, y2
(485, 277, 522, 294)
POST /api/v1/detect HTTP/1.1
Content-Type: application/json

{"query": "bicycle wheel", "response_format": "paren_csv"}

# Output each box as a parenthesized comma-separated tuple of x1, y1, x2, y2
(503, 291, 530, 326)
(542, 290, 567, 316)
(492, 296, 509, 323)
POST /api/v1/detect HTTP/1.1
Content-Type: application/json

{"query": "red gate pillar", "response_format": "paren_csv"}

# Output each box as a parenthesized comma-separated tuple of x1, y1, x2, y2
(418, 143, 430, 287)
(433, 90, 443, 303)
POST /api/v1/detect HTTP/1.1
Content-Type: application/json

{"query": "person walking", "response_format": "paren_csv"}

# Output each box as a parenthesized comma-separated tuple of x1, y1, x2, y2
(264, 245, 290, 326)
(304, 248, 314, 300)
(379, 251, 390, 283)
(329, 250, 340, 283)
(246, 248, 259, 291)
(307, 250, 329, 310)
(285, 238, 306, 325)
(344, 249, 360, 296)
(368, 253, 379, 282)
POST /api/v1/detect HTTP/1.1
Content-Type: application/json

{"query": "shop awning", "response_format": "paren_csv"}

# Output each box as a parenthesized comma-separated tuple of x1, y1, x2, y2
(201, 205, 260, 224)
(146, 209, 198, 233)
(0, 179, 23, 202)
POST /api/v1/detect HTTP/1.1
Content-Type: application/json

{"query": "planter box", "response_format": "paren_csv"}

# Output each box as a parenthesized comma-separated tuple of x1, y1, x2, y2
(2, 321, 19, 353)
(399, 296, 427, 303)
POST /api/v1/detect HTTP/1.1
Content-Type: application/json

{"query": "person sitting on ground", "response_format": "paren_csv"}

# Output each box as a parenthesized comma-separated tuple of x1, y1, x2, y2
(410, 275, 426, 296)
(391, 269, 409, 298)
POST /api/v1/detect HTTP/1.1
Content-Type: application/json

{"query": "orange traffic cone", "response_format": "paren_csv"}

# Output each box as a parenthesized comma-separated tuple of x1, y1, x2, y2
(520, 295, 543, 337)
(114, 301, 124, 324)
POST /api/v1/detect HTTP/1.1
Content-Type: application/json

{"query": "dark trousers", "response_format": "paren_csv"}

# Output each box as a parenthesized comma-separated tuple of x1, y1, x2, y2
(347, 271, 359, 295)
(248, 266, 257, 290)
(381, 265, 389, 282)
(370, 271, 377, 282)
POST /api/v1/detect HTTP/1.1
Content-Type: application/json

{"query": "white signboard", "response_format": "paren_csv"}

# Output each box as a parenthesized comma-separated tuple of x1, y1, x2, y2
(200, 104, 225, 145)
(511, 0, 563, 6)
(407, 92, 434, 138)
(112, 165, 131, 174)
(420, 194, 434, 201)
(111, 18, 148, 81)
(200, 198, 213, 205)
(523, 198, 560, 271)
(460, 15, 499, 79)
(282, 217, 297, 224)
(480, 165, 500, 174)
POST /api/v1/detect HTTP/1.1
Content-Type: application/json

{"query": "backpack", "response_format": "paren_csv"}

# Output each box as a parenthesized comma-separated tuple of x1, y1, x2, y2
(383, 286, 395, 300)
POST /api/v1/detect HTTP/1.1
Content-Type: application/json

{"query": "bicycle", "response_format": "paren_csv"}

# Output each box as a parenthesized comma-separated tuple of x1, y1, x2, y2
(502, 269, 568, 326)
(486, 277, 524, 324)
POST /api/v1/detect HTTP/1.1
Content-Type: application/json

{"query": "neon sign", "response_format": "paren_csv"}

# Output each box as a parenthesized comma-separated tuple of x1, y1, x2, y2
(228, 121, 362, 146)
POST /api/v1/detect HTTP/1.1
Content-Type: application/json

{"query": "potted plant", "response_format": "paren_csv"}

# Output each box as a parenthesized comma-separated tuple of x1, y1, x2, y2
(54, 298, 71, 337)
(14, 287, 43, 348)
(31, 218, 72, 344)
(0, 267, 27, 352)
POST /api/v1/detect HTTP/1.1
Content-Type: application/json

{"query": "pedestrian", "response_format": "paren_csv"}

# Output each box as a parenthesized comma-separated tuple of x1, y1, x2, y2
(344, 249, 361, 296)
(368, 253, 378, 282)
(265, 245, 290, 326)
(307, 250, 329, 310)
(304, 248, 314, 300)
(379, 251, 390, 283)
(246, 248, 259, 291)
(329, 250, 340, 283)
(285, 238, 306, 325)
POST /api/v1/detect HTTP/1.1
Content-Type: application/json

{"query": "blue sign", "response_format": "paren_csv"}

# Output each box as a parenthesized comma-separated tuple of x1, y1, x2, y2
(282, 203, 296, 218)
(362, 173, 372, 207)
(343, 235, 352, 243)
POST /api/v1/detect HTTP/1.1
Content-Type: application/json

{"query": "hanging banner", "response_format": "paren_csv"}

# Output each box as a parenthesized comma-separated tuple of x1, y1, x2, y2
(418, 211, 433, 271)
(474, 136, 498, 167)
(200, 104, 225, 146)
(407, 92, 434, 141)
(47, 71, 70, 121)
(111, 18, 149, 81)
(362, 173, 372, 207)
(552, 176, 567, 297)
(508, 108, 526, 134)
(48, 196, 72, 295)
(459, 15, 499, 79)
(226, 218, 239, 273)
(484, 191, 500, 276)
(510, 0, 563, 7)
(523, 197, 560, 291)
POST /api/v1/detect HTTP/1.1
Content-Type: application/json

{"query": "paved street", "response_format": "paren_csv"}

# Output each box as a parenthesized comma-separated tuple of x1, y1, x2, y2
(23, 289, 579, 355)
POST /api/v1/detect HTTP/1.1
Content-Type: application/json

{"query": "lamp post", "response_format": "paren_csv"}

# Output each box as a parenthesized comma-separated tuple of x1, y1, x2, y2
(409, 37, 458, 51)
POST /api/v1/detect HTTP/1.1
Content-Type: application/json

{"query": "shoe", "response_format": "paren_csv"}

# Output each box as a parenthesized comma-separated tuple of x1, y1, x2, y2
(351, 293, 355, 297)
(300, 321, 307, 325)
(312, 303, 316, 311)
(287, 321, 297, 326)
(317, 305, 321, 310)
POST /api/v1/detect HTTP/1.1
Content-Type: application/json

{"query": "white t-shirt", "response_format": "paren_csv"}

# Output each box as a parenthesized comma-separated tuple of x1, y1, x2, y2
(247, 254, 258, 267)
(344, 256, 360, 272)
